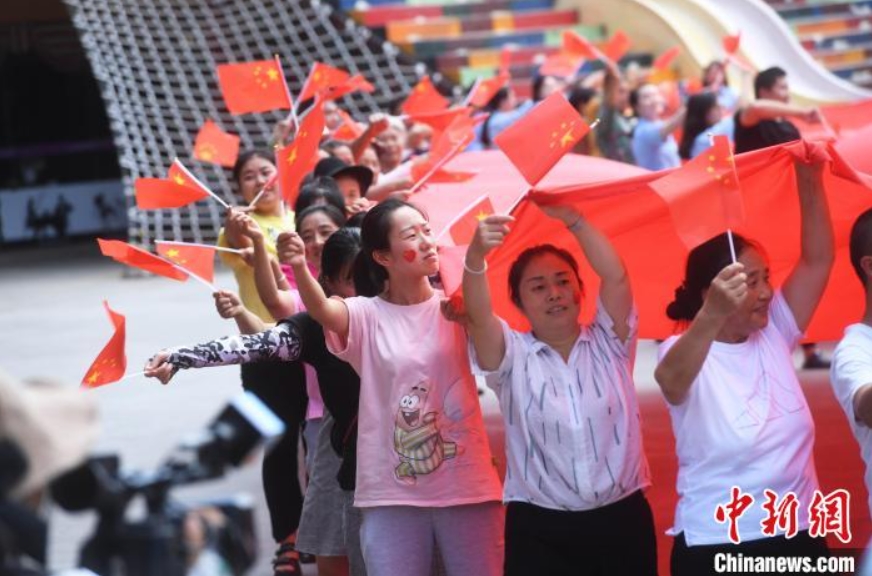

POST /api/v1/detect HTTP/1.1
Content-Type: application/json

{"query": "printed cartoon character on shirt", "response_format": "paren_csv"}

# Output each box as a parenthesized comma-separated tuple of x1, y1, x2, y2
(393, 380, 458, 484)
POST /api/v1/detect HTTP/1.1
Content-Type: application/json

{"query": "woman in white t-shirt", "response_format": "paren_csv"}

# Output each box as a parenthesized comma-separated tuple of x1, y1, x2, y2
(654, 156, 833, 575)
(281, 198, 504, 576)
(462, 200, 656, 576)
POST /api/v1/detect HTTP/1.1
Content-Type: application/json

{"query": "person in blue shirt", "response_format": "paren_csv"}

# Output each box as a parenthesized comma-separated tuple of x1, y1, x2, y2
(679, 92, 735, 160)
(631, 84, 686, 171)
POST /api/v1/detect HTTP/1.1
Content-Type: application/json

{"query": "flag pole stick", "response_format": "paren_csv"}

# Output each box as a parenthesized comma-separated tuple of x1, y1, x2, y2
(726, 229, 738, 263)
(248, 172, 278, 209)
(155, 240, 242, 255)
(173, 157, 231, 209)
(275, 55, 299, 139)
(171, 263, 218, 293)
(118, 370, 147, 381)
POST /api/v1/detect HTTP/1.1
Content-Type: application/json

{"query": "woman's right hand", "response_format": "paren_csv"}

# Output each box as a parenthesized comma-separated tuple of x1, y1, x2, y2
(144, 351, 177, 385)
(239, 215, 264, 243)
(468, 214, 514, 261)
(701, 262, 747, 320)
(277, 231, 307, 268)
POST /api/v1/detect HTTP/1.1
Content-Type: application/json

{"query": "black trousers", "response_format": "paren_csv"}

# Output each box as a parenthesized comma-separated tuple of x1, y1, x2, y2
(241, 360, 308, 542)
(671, 530, 829, 576)
(504, 490, 658, 576)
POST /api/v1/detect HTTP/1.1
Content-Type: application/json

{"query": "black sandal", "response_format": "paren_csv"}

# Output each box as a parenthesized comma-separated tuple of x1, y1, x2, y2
(272, 542, 301, 575)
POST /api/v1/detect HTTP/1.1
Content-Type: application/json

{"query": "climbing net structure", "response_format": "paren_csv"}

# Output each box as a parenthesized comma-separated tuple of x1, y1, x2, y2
(63, 0, 419, 245)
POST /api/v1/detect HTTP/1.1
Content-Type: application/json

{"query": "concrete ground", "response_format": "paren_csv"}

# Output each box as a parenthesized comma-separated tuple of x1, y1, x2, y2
(1, 240, 866, 576)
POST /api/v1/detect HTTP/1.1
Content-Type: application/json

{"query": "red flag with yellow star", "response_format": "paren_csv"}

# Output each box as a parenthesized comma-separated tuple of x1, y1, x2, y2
(217, 59, 293, 115)
(468, 74, 510, 108)
(167, 159, 216, 200)
(82, 301, 126, 388)
(449, 195, 495, 246)
(299, 62, 351, 103)
(648, 134, 745, 249)
(134, 178, 210, 210)
(97, 238, 189, 281)
(321, 74, 375, 102)
(277, 100, 325, 206)
(155, 242, 216, 283)
(408, 107, 472, 132)
(563, 30, 601, 60)
(494, 91, 590, 186)
(193, 120, 240, 168)
(332, 108, 365, 141)
(402, 76, 449, 116)
(411, 114, 477, 188)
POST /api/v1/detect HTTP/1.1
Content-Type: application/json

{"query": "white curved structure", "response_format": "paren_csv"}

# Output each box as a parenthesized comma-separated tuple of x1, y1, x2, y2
(564, 0, 872, 104)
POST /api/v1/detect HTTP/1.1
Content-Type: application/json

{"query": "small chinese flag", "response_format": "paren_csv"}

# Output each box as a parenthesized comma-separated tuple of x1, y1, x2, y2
(134, 178, 209, 210)
(602, 30, 631, 63)
(217, 59, 293, 115)
(299, 62, 351, 103)
(332, 108, 365, 141)
(412, 114, 477, 187)
(82, 301, 126, 388)
(322, 74, 375, 102)
(167, 159, 216, 201)
(469, 74, 511, 108)
(436, 244, 469, 297)
(539, 52, 584, 78)
(449, 195, 495, 246)
(653, 46, 682, 71)
(408, 107, 472, 132)
(410, 161, 476, 184)
(723, 33, 741, 56)
(648, 134, 745, 249)
(563, 30, 601, 60)
(402, 76, 449, 116)
(277, 100, 325, 207)
(97, 238, 189, 281)
(155, 242, 216, 283)
(494, 91, 590, 186)
(193, 120, 240, 168)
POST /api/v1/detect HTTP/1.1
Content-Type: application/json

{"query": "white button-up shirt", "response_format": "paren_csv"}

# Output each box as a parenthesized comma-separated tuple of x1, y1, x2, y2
(470, 299, 650, 511)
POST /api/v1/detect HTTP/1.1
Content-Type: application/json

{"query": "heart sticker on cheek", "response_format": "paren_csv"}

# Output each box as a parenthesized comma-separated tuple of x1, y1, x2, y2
(402, 250, 417, 263)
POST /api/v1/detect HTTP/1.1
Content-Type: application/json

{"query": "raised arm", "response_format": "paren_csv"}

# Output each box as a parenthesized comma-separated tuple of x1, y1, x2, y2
(350, 113, 389, 163)
(241, 217, 298, 319)
(654, 263, 747, 404)
(536, 202, 633, 341)
(463, 214, 514, 370)
(278, 231, 350, 338)
(781, 156, 834, 331)
(659, 106, 687, 140)
(739, 100, 821, 127)
(143, 322, 303, 385)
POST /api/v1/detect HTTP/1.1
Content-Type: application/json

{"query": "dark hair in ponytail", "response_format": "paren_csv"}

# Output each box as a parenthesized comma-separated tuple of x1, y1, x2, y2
(353, 198, 427, 297)
(666, 232, 758, 322)
(480, 87, 511, 149)
(320, 226, 362, 295)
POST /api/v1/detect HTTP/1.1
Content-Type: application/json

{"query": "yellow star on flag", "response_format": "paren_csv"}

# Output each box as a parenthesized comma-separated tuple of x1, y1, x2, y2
(173, 174, 186, 186)
(287, 147, 298, 164)
(197, 145, 215, 161)
(87, 371, 100, 384)
(476, 211, 489, 222)
(266, 68, 279, 82)
(166, 249, 180, 259)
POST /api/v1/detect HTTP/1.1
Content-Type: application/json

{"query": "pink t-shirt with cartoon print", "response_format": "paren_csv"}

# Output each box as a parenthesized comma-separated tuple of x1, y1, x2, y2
(325, 292, 503, 508)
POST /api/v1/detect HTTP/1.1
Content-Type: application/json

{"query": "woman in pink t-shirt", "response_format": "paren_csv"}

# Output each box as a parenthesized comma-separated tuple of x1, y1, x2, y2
(282, 198, 504, 576)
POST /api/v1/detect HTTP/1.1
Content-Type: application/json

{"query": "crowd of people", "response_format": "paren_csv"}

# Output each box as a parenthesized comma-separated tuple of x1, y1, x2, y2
(136, 53, 872, 576)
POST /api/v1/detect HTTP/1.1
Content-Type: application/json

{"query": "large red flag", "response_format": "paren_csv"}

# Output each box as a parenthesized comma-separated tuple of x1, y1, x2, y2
(448, 195, 495, 246)
(193, 120, 240, 168)
(82, 301, 126, 388)
(299, 62, 350, 103)
(155, 241, 216, 283)
(134, 178, 210, 210)
(97, 238, 189, 281)
(217, 59, 293, 114)
(494, 91, 590, 186)
(402, 76, 449, 116)
(602, 30, 631, 63)
(277, 100, 325, 206)
(648, 135, 745, 249)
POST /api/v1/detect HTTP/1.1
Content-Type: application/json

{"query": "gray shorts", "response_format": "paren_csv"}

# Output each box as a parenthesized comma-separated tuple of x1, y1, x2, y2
(297, 412, 347, 556)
